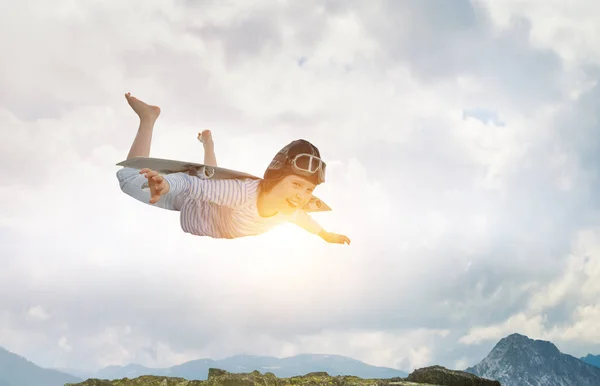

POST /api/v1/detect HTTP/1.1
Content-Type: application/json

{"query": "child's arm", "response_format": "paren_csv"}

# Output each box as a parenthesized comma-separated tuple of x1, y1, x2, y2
(140, 168, 249, 208)
(292, 210, 351, 245)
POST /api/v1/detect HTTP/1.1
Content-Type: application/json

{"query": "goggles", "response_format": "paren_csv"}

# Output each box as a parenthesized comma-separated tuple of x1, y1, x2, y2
(287, 153, 326, 184)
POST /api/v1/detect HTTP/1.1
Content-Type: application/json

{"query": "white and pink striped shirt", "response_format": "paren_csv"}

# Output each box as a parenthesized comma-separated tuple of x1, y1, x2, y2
(162, 173, 322, 239)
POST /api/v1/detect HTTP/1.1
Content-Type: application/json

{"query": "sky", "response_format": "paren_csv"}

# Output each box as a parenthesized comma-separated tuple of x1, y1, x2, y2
(1, 0, 600, 375)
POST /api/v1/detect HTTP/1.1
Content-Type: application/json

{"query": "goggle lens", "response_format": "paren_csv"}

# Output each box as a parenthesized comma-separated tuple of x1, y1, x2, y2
(294, 154, 320, 172)
(292, 154, 326, 183)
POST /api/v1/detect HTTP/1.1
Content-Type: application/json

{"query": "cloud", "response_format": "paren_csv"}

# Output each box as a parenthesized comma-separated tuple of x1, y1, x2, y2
(27, 306, 50, 321)
(478, 0, 600, 67)
(459, 227, 600, 354)
(1, 0, 600, 375)
(58, 336, 73, 353)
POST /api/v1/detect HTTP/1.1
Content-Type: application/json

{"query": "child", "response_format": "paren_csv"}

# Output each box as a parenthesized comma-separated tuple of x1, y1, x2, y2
(117, 93, 351, 245)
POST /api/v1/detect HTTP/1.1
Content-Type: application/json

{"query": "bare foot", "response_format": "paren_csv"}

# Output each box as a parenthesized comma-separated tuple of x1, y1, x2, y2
(197, 129, 214, 147)
(125, 92, 161, 121)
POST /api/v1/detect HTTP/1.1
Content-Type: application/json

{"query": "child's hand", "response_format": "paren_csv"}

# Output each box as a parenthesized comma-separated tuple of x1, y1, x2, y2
(320, 231, 351, 245)
(139, 168, 169, 204)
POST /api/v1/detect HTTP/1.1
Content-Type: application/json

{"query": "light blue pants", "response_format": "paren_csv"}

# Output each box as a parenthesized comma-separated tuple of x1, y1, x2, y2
(116, 167, 182, 211)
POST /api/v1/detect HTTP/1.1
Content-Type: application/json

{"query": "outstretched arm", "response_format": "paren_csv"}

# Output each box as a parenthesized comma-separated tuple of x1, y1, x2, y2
(292, 210, 351, 245)
(139, 168, 249, 208)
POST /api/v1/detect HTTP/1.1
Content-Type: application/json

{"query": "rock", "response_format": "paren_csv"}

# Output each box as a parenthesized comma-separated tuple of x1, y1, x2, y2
(303, 372, 330, 377)
(66, 375, 191, 385)
(406, 365, 501, 386)
(208, 368, 228, 379)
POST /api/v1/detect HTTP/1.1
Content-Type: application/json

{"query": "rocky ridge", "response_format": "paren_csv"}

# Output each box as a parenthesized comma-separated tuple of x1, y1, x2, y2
(66, 366, 501, 386)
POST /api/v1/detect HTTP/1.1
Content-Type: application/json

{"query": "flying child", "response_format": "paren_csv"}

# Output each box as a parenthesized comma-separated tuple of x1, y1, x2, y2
(116, 93, 350, 245)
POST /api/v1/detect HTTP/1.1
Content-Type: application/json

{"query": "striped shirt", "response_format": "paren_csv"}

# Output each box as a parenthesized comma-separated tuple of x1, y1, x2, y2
(162, 173, 322, 239)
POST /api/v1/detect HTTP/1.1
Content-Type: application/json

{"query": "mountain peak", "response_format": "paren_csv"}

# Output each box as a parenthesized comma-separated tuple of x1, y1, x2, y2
(581, 354, 600, 369)
(466, 333, 600, 386)
(504, 332, 528, 339)
(500, 332, 554, 346)
(493, 333, 561, 358)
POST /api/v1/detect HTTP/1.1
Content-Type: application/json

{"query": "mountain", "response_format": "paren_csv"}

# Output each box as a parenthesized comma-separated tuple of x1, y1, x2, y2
(581, 354, 600, 369)
(0, 346, 82, 386)
(53, 368, 96, 380)
(465, 333, 600, 386)
(87, 353, 408, 380)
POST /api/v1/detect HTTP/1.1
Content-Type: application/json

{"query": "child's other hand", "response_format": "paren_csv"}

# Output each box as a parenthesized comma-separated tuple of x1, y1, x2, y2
(140, 168, 168, 204)
(187, 167, 198, 177)
(321, 231, 351, 245)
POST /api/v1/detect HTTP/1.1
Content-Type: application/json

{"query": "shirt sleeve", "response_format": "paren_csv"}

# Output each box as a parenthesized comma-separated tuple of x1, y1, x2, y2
(162, 173, 251, 208)
(290, 209, 324, 234)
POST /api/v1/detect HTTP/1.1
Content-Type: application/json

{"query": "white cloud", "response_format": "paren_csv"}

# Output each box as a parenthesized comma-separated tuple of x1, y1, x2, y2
(59, 336, 72, 352)
(479, 0, 600, 67)
(458, 313, 548, 345)
(459, 227, 600, 354)
(28, 306, 50, 321)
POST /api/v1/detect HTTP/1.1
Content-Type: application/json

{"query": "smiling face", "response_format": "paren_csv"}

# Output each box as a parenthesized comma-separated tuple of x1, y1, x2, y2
(268, 174, 316, 214)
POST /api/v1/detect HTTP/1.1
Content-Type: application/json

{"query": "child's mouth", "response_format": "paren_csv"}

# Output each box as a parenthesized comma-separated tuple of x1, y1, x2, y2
(287, 199, 299, 208)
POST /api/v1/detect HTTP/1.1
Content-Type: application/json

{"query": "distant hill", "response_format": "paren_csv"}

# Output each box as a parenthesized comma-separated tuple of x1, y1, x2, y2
(581, 354, 600, 369)
(0, 346, 82, 386)
(466, 333, 600, 386)
(87, 353, 408, 380)
(53, 367, 95, 380)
